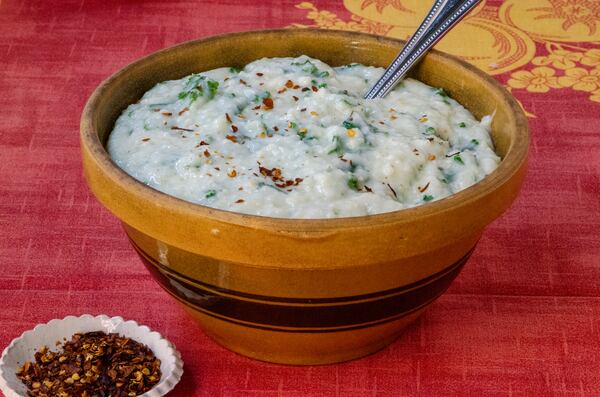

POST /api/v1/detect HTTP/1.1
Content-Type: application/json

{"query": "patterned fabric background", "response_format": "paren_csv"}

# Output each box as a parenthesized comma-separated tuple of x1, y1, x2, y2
(292, 0, 600, 112)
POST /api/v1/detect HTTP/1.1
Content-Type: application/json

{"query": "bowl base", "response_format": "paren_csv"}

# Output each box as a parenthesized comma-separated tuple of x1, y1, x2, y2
(183, 304, 426, 365)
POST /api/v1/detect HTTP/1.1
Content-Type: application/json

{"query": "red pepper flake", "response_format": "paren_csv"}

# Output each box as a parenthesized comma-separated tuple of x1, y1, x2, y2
(364, 185, 373, 193)
(418, 182, 431, 193)
(195, 141, 209, 147)
(226, 135, 238, 143)
(231, 125, 239, 133)
(301, 87, 310, 92)
(215, 167, 221, 171)
(224, 77, 230, 81)
(239, 79, 247, 85)
(228, 170, 238, 178)
(235, 199, 245, 203)
(300, 108, 307, 112)
(171, 126, 194, 132)
(387, 183, 398, 199)
(152, 108, 161, 112)
(427, 154, 436, 160)
(238, 187, 244, 191)
(225, 113, 232, 123)
(273, 126, 279, 132)
(203, 150, 211, 158)
(141, 138, 151, 142)
(277, 88, 287, 94)
(292, 96, 299, 102)
(379, 121, 385, 125)
(293, 84, 300, 89)
(256, 72, 264, 76)
(262, 97, 274, 110)
(311, 86, 318, 92)
(257, 163, 303, 188)
(285, 80, 294, 88)
(178, 107, 189, 116)
(161, 111, 172, 116)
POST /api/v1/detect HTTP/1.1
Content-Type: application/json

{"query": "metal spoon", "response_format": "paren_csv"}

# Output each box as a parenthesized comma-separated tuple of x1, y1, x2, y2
(364, 0, 482, 99)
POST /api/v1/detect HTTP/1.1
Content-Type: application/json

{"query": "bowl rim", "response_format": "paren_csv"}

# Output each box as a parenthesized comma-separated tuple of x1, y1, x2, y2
(80, 28, 529, 231)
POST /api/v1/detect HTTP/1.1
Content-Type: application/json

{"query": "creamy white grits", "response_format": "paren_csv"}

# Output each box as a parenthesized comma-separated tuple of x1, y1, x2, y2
(107, 56, 500, 218)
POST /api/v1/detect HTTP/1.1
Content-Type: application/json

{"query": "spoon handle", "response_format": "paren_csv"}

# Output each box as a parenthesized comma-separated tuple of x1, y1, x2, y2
(364, 0, 482, 99)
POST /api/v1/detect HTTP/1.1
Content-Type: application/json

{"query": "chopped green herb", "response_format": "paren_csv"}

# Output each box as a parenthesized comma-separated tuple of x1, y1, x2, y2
(291, 59, 329, 78)
(328, 135, 344, 156)
(178, 75, 219, 103)
(453, 154, 464, 165)
(127, 110, 134, 117)
(347, 176, 360, 191)
(434, 88, 448, 97)
(143, 123, 151, 131)
(471, 138, 479, 145)
(229, 67, 242, 73)
(253, 91, 271, 102)
(423, 194, 434, 202)
(458, 122, 466, 128)
(292, 59, 318, 75)
(205, 190, 217, 199)
(425, 127, 436, 135)
(318, 83, 327, 88)
(297, 130, 307, 139)
(207, 80, 219, 99)
(343, 120, 358, 129)
(289, 121, 298, 129)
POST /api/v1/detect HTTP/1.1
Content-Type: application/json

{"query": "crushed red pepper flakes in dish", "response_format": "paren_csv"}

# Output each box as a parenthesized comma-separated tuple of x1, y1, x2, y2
(262, 97, 274, 110)
(15, 331, 161, 397)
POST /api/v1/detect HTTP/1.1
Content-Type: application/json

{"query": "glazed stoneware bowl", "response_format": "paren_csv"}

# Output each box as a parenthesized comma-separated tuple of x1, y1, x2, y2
(80, 29, 528, 365)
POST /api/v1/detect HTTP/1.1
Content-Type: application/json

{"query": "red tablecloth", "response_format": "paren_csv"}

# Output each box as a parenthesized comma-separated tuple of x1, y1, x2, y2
(1, 0, 599, 396)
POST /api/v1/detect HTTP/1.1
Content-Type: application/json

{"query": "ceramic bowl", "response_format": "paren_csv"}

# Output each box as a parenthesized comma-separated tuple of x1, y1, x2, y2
(80, 29, 528, 365)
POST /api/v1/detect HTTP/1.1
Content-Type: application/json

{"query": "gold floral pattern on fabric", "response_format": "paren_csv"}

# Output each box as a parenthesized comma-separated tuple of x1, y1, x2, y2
(508, 45, 600, 102)
(499, 0, 600, 41)
(292, 1, 600, 107)
(359, 0, 413, 14)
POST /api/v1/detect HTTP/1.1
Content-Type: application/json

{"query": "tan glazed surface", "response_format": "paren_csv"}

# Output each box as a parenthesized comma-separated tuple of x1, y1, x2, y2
(80, 29, 529, 365)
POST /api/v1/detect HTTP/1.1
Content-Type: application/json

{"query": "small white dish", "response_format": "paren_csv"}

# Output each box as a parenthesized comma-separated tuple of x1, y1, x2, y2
(0, 314, 183, 397)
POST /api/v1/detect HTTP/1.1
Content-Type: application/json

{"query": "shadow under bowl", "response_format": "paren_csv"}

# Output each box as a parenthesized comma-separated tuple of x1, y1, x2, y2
(80, 29, 529, 365)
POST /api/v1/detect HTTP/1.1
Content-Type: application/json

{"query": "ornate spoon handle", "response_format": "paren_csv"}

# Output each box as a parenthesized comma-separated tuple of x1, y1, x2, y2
(364, 0, 482, 99)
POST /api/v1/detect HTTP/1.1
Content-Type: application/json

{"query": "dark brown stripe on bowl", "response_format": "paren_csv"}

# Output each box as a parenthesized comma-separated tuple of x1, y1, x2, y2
(131, 240, 472, 332)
